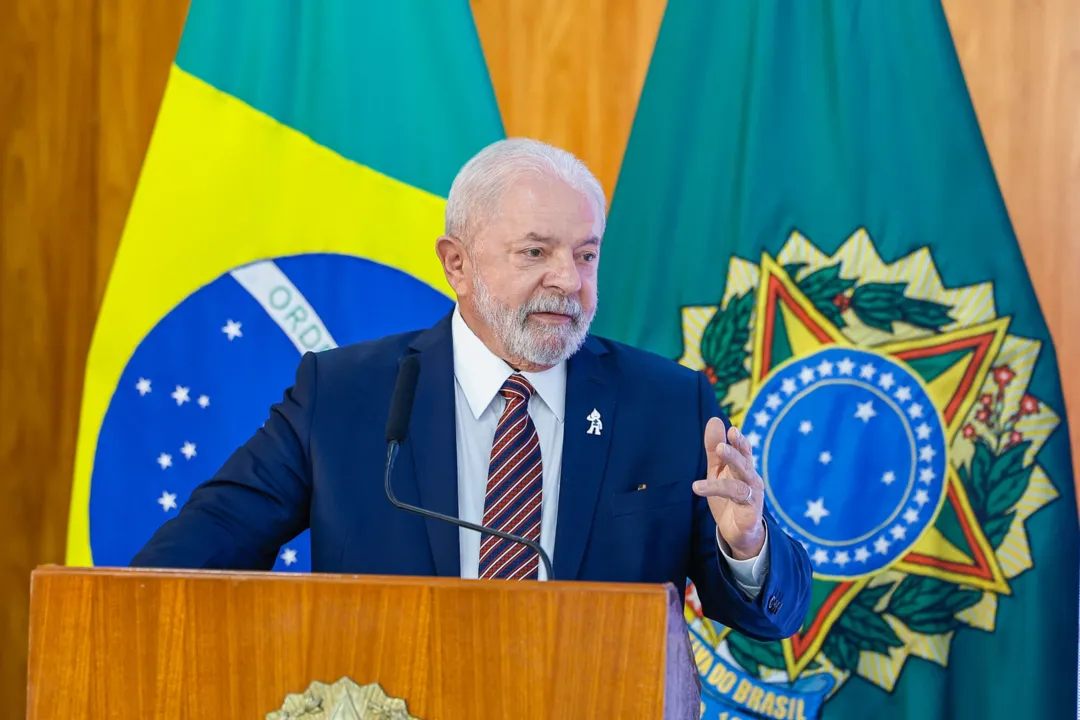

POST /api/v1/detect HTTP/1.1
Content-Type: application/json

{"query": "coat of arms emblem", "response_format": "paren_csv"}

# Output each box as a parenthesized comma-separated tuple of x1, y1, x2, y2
(679, 230, 1062, 718)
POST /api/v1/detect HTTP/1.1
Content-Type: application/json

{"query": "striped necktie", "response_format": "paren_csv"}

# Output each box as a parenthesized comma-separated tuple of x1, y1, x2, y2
(478, 373, 543, 580)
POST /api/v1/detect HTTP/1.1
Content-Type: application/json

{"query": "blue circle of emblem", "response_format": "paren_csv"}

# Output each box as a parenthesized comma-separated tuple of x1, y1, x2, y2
(88, 253, 453, 572)
(749, 346, 947, 579)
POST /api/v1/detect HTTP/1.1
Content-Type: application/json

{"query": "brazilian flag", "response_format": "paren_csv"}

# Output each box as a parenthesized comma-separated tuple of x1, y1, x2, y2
(66, 1, 503, 570)
(595, 1, 1078, 718)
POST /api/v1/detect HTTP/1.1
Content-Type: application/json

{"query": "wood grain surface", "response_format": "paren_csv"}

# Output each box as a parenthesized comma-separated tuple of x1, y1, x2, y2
(471, 0, 668, 205)
(0, 0, 193, 712)
(2, 1, 1078, 715)
(1, 0, 105, 713)
(27, 567, 675, 719)
(941, 0, 1080, 475)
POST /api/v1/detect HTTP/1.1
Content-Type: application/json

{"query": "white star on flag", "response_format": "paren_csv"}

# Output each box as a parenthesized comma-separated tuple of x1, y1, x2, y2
(915, 422, 932, 440)
(908, 403, 924, 419)
(157, 452, 173, 470)
(881, 470, 896, 485)
(781, 377, 798, 395)
(915, 489, 930, 506)
(799, 420, 813, 435)
(890, 524, 907, 540)
(136, 378, 152, 396)
(837, 358, 855, 375)
(919, 445, 937, 462)
(158, 491, 177, 511)
(895, 386, 913, 403)
(919, 468, 936, 484)
(799, 366, 816, 385)
(754, 410, 771, 427)
(198, 395, 211, 408)
(745, 430, 761, 448)
(874, 536, 891, 554)
(804, 497, 830, 525)
(904, 508, 920, 523)
(765, 393, 782, 411)
(854, 400, 877, 422)
(833, 551, 850, 567)
(859, 362, 877, 379)
(854, 547, 871, 562)
(817, 359, 834, 377)
(819, 450, 832, 464)
(180, 442, 197, 460)
(280, 548, 298, 566)
(222, 319, 243, 340)
(878, 372, 895, 390)
(171, 385, 190, 406)
(812, 548, 830, 565)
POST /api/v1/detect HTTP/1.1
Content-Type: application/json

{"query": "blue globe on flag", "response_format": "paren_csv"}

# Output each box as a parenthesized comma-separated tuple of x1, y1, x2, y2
(88, 253, 453, 572)
(750, 346, 948, 580)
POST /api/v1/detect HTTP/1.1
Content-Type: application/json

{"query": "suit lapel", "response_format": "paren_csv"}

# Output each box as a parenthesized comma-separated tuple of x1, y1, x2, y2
(405, 312, 461, 577)
(554, 336, 616, 580)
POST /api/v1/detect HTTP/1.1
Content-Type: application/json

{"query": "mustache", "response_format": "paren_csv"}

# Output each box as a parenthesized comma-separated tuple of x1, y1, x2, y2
(520, 293, 585, 322)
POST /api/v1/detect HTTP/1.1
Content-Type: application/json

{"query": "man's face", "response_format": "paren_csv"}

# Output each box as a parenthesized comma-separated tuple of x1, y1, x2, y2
(461, 173, 603, 369)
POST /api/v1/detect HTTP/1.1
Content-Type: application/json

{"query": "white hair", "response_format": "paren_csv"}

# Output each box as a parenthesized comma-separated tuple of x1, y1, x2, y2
(444, 137, 607, 243)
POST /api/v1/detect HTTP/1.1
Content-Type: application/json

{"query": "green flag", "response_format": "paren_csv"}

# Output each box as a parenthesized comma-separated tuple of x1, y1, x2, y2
(596, 1, 1078, 718)
(67, 0, 504, 569)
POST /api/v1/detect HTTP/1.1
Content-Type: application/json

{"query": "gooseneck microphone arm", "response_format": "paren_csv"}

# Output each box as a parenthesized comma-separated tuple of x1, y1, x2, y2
(382, 443, 555, 581)
(382, 354, 555, 582)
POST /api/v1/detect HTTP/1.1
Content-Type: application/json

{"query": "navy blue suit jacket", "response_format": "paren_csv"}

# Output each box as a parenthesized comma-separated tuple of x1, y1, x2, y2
(131, 311, 811, 640)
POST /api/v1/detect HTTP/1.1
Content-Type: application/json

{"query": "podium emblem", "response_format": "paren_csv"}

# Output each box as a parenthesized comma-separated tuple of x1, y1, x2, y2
(266, 677, 418, 719)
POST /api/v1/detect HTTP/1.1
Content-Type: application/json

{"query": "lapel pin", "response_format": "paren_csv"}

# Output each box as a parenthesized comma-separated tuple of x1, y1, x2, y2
(586, 408, 603, 436)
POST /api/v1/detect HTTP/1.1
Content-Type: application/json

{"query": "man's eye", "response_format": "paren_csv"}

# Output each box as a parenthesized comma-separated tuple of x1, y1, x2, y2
(524, 248, 543, 258)
(581, 252, 597, 262)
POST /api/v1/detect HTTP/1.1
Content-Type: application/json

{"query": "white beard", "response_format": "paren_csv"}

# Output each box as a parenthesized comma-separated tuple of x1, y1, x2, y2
(471, 270, 595, 367)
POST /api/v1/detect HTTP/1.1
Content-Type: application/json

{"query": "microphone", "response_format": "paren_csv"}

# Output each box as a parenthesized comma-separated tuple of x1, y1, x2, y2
(383, 354, 556, 581)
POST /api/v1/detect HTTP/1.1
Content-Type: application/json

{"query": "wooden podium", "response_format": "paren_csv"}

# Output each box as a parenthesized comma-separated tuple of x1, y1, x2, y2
(26, 566, 701, 718)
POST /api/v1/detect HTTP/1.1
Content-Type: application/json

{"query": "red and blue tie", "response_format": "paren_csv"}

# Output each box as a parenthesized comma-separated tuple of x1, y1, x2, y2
(478, 373, 543, 580)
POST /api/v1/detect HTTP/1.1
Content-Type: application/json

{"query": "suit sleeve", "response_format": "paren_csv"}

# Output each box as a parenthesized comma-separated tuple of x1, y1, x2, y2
(129, 351, 318, 570)
(687, 371, 814, 640)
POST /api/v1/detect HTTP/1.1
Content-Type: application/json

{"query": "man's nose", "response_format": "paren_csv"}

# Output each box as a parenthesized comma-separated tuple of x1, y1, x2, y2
(544, 252, 582, 294)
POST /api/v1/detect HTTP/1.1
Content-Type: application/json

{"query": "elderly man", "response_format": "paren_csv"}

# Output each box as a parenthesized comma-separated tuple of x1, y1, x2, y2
(132, 138, 811, 640)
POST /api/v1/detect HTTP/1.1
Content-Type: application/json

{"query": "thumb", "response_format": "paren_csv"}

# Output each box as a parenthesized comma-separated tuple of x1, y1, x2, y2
(704, 416, 727, 478)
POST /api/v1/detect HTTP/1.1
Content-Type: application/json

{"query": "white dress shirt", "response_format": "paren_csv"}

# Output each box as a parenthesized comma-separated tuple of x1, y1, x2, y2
(450, 305, 768, 596)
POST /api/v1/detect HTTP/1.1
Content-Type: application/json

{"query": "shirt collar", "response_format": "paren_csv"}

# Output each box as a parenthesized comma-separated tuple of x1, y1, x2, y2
(451, 304, 566, 423)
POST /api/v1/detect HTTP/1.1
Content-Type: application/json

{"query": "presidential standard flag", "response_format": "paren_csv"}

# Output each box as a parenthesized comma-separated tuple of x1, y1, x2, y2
(594, 1, 1079, 718)
(66, 1, 504, 571)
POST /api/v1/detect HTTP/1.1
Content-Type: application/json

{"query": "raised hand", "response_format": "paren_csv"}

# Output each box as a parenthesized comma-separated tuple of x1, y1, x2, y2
(693, 417, 766, 560)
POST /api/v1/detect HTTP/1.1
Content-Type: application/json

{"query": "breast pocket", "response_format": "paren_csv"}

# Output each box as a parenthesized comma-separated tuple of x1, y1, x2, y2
(610, 480, 689, 517)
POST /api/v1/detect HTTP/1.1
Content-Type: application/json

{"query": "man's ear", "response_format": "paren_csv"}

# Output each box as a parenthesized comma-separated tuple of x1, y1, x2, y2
(435, 235, 469, 296)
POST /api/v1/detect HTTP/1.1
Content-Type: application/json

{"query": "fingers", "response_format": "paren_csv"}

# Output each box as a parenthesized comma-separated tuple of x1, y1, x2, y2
(704, 416, 727, 476)
(703, 421, 759, 492)
(729, 425, 753, 458)
(695, 423, 761, 505)
(714, 440, 758, 486)
(693, 474, 752, 503)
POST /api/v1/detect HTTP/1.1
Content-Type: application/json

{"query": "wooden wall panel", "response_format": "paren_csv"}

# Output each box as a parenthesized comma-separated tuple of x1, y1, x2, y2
(471, 0, 668, 204)
(0, 0, 100, 710)
(0, 1, 1076, 716)
(0, 0, 189, 715)
(942, 0, 1080, 490)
